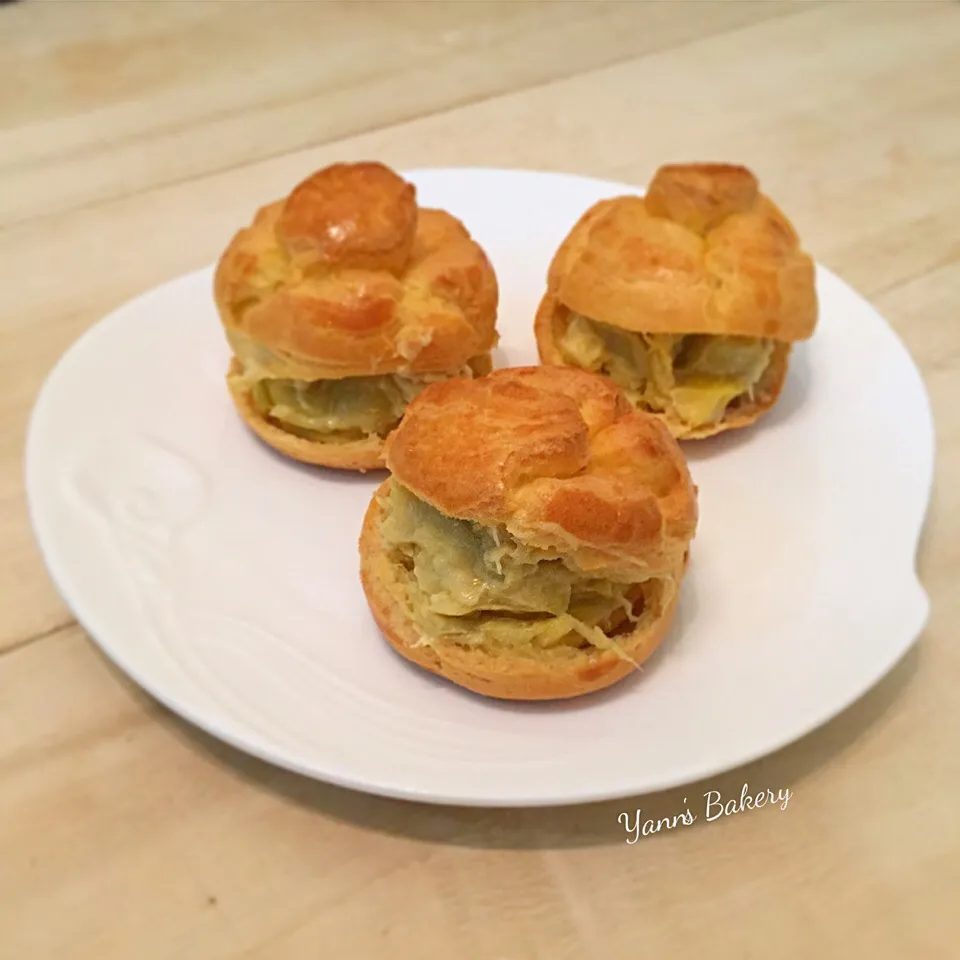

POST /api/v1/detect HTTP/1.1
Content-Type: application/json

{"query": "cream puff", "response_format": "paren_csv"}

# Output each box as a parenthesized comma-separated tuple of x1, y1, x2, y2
(359, 365, 698, 700)
(535, 163, 817, 439)
(214, 161, 499, 470)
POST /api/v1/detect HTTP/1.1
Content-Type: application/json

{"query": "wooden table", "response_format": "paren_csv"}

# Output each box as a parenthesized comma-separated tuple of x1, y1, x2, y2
(2, 2, 958, 956)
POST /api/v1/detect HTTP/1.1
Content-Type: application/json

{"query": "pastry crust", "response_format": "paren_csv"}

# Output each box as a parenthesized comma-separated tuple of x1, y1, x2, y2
(533, 164, 816, 439)
(382, 365, 698, 575)
(539, 163, 817, 342)
(360, 483, 687, 700)
(359, 366, 698, 700)
(213, 161, 499, 469)
(214, 161, 499, 380)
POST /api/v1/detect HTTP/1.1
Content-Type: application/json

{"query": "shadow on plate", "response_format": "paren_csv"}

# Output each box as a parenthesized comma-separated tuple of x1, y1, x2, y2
(242, 426, 389, 487)
(119, 616, 920, 853)
(916, 460, 942, 583)
(682, 341, 813, 463)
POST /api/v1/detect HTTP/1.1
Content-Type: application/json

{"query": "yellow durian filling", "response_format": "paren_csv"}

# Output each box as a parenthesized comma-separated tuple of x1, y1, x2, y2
(250, 375, 426, 441)
(376, 480, 672, 661)
(558, 313, 774, 429)
(229, 347, 478, 443)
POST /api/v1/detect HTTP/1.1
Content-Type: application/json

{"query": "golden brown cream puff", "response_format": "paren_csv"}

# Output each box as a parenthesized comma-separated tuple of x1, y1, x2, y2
(214, 161, 499, 470)
(534, 163, 817, 439)
(359, 365, 698, 700)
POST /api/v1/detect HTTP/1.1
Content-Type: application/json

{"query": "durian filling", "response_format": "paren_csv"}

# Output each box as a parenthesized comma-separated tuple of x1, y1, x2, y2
(232, 361, 478, 443)
(376, 480, 673, 661)
(557, 313, 775, 429)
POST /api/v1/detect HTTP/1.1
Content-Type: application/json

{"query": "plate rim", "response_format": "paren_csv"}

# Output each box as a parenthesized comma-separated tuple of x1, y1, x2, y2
(22, 166, 937, 807)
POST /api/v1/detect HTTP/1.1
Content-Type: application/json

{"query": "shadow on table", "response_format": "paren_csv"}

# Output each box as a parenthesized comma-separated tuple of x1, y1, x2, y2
(136, 636, 921, 851)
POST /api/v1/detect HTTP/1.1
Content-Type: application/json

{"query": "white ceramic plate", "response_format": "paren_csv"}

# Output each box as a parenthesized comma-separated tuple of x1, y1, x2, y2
(25, 168, 934, 807)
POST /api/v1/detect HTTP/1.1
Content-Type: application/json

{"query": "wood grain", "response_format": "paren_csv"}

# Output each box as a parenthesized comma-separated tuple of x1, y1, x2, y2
(2, 1, 959, 956)
(3, 0, 957, 652)
(1, 611, 956, 958)
(0, 0, 805, 227)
